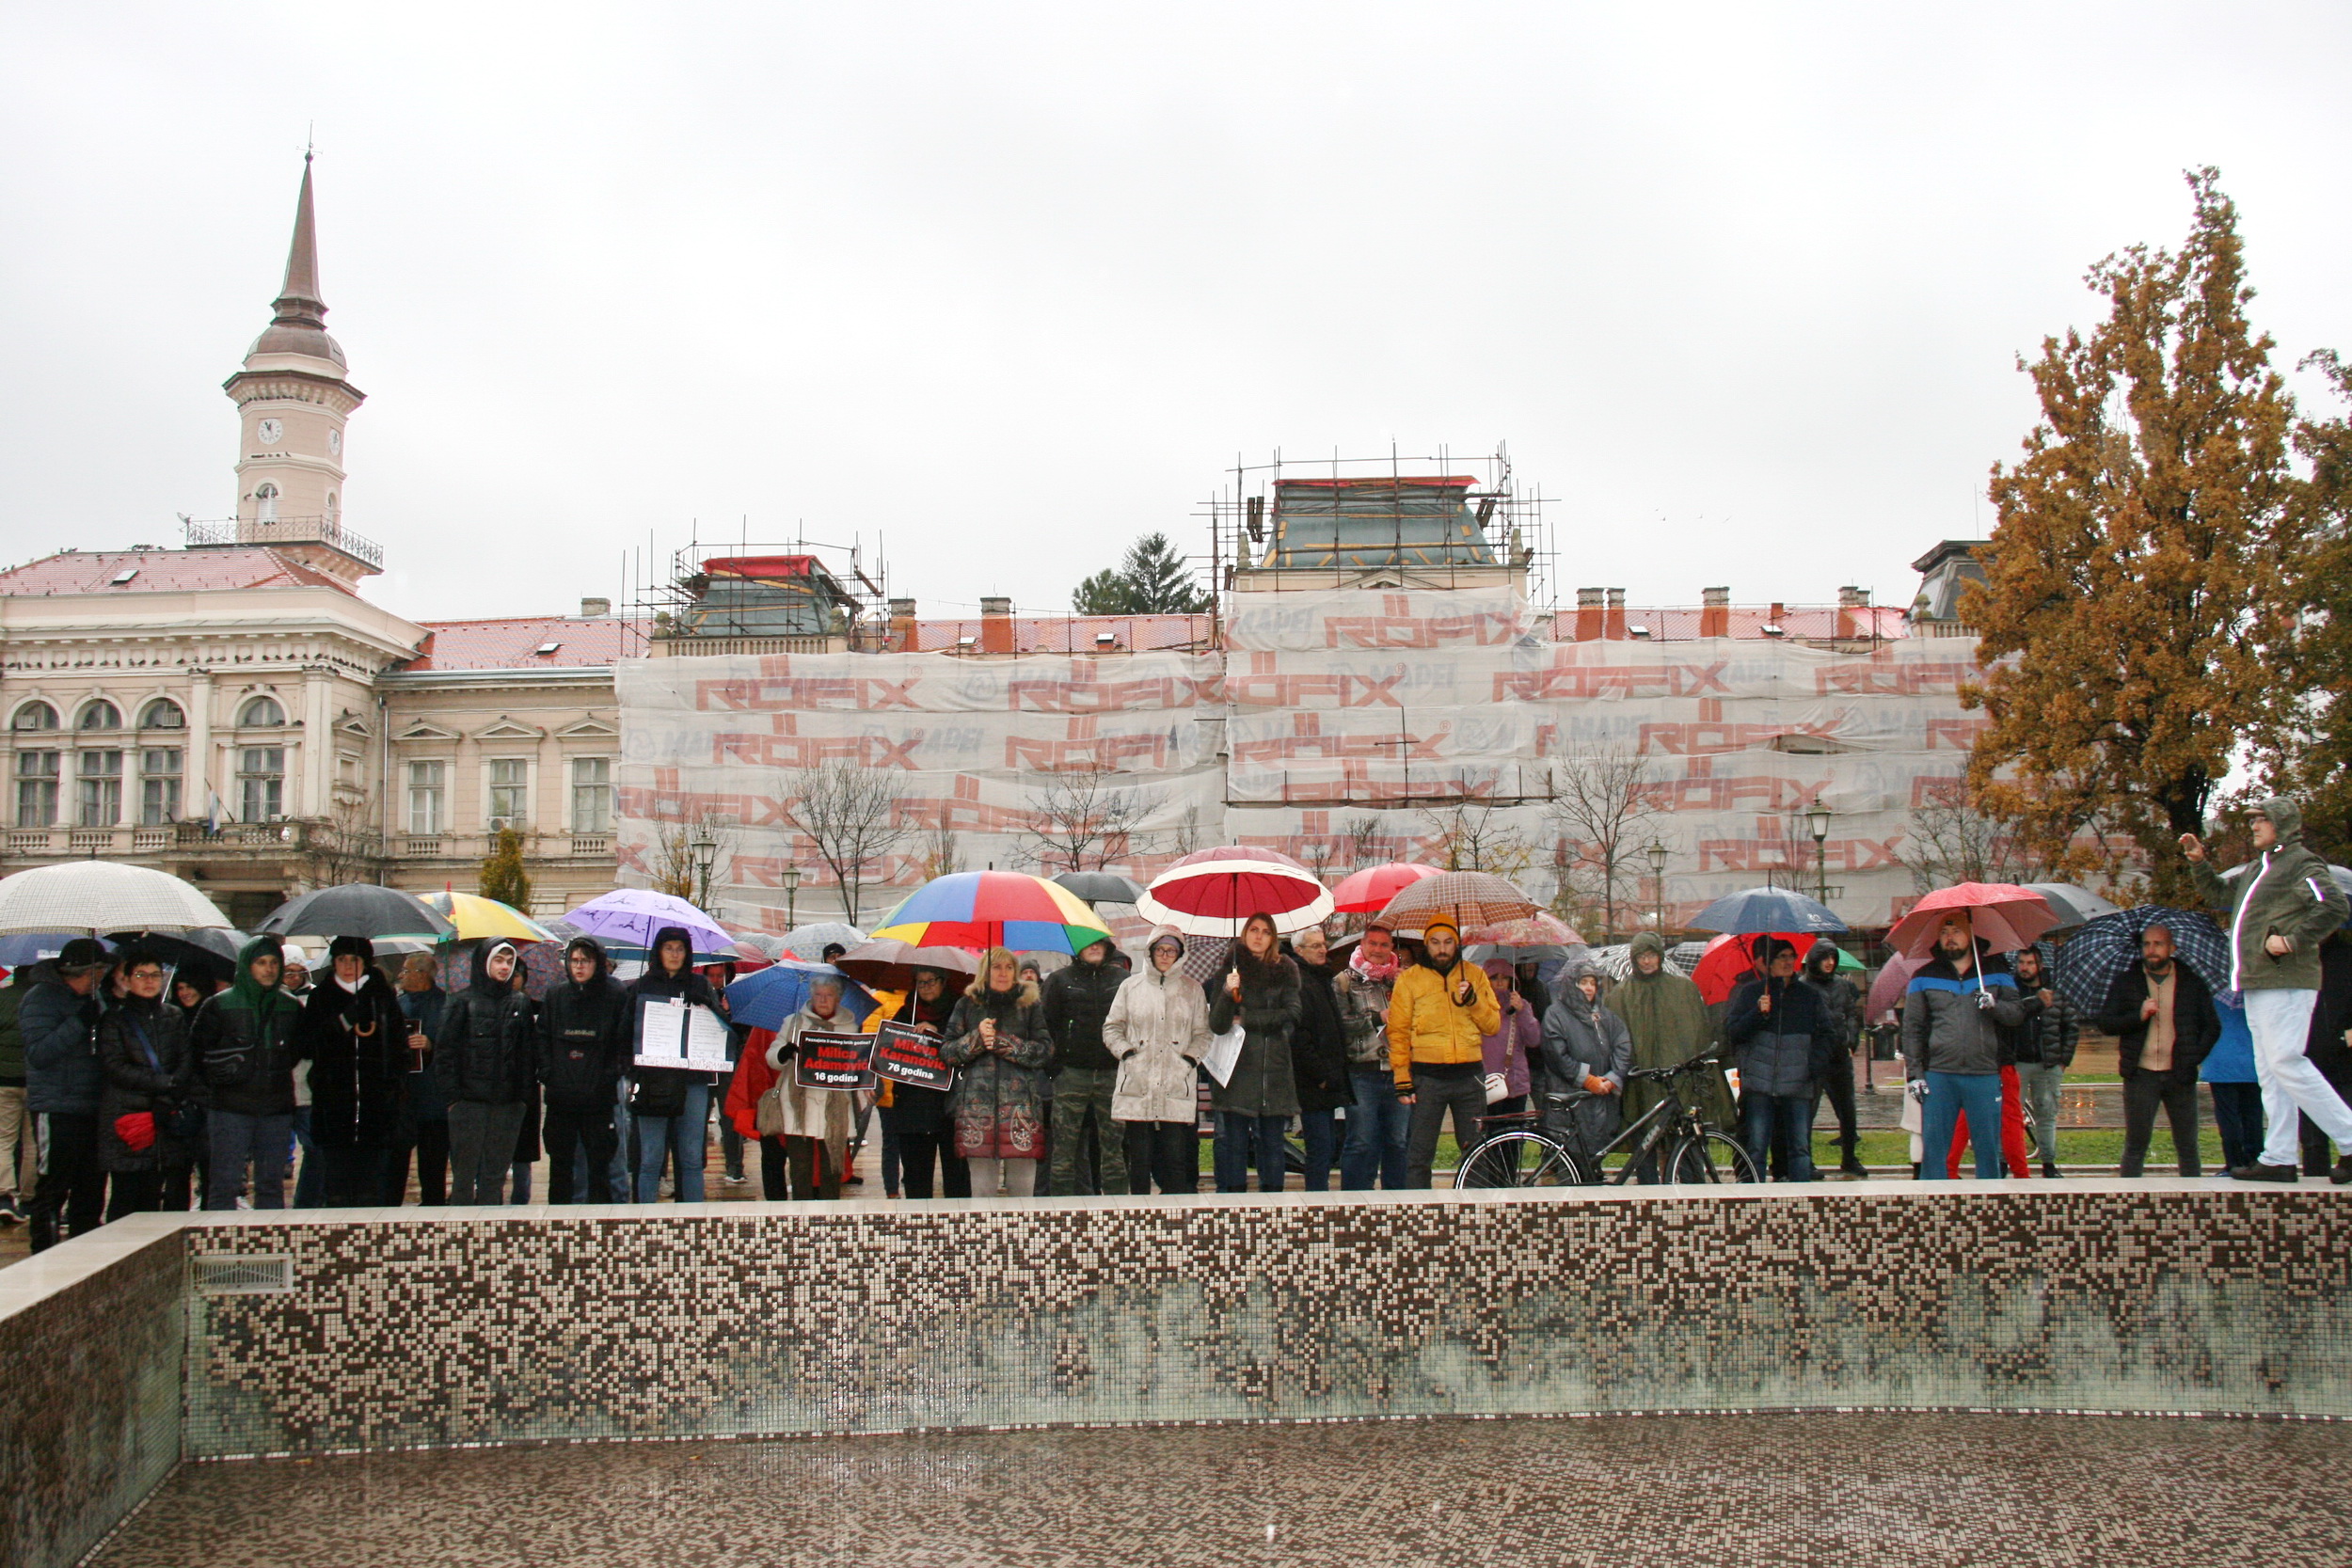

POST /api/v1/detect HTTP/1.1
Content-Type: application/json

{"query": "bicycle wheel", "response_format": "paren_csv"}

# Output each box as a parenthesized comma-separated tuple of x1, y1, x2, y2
(1454, 1131, 1592, 1189)
(1669, 1132, 1760, 1185)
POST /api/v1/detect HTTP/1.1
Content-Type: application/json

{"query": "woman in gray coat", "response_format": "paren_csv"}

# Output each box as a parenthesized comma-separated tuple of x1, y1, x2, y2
(1537, 960, 1634, 1156)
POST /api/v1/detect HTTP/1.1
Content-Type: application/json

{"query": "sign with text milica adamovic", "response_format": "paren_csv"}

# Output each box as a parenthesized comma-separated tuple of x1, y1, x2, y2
(869, 1021, 957, 1092)
(793, 1030, 877, 1091)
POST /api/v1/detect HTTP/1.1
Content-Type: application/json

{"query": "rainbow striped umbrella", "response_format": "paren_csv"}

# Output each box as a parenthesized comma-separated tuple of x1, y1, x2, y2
(868, 871, 1113, 956)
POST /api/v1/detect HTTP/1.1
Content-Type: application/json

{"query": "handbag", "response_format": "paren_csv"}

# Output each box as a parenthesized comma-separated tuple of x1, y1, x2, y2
(755, 1078, 790, 1136)
(1484, 1072, 1510, 1104)
(124, 1016, 203, 1141)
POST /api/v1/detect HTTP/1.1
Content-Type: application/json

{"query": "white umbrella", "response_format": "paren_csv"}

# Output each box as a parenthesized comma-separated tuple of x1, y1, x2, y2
(0, 861, 232, 936)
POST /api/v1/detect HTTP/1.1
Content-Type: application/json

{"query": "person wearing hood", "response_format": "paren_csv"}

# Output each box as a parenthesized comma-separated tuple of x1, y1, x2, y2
(1105, 928, 1211, 1195)
(193, 934, 306, 1212)
(625, 927, 724, 1203)
(1798, 939, 1869, 1178)
(433, 940, 536, 1204)
(96, 947, 199, 1218)
(538, 936, 632, 1203)
(1478, 958, 1540, 1132)
(388, 952, 452, 1205)
(872, 966, 970, 1199)
(297, 935, 406, 1207)
(1900, 917, 2027, 1180)
(1537, 959, 1634, 1154)
(1388, 914, 1502, 1189)
(1208, 912, 1305, 1194)
(1041, 937, 1130, 1196)
(1336, 923, 1409, 1190)
(2184, 797, 2352, 1180)
(941, 945, 1055, 1195)
(1604, 932, 1735, 1162)
(1724, 936, 1834, 1181)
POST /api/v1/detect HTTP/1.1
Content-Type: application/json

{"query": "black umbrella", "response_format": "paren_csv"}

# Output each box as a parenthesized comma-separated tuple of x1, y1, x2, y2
(108, 927, 247, 977)
(2052, 906, 2232, 1015)
(258, 884, 455, 944)
(1053, 870, 1147, 906)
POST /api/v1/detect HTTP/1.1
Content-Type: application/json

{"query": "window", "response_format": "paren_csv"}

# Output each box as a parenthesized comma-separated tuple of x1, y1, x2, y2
(238, 695, 285, 727)
(570, 757, 612, 833)
(15, 751, 57, 827)
(76, 750, 122, 827)
(77, 700, 121, 732)
(138, 699, 185, 730)
(487, 758, 528, 827)
(407, 761, 445, 835)
(238, 747, 283, 821)
(12, 702, 57, 732)
(140, 748, 182, 827)
(255, 482, 278, 524)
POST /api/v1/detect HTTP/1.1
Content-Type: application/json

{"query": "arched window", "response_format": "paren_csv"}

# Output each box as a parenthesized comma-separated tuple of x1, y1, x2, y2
(255, 483, 278, 524)
(11, 701, 58, 732)
(138, 699, 185, 730)
(238, 695, 285, 727)
(77, 700, 121, 732)
(325, 492, 338, 518)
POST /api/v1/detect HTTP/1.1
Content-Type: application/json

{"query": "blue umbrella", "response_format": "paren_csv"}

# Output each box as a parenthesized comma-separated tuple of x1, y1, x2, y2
(1686, 886, 1847, 936)
(2051, 906, 2232, 1016)
(723, 960, 878, 1033)
(0, 931, 108, 969)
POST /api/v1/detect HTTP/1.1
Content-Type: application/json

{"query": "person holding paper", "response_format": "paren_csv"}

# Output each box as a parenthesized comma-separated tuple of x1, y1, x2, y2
(873, 967, 970, 1199)
(1104, 928, 1210, 1196)
(627, 927, 724, 1203)
(1206, 912, 1304, 1195)
(432, 942, 536, 1205)
(941, 947, 1053, 1196)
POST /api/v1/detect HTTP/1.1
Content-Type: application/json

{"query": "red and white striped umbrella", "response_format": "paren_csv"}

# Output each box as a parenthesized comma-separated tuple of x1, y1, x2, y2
(1137, 846, 1334, 939)
(1330, 862, 1444, 915)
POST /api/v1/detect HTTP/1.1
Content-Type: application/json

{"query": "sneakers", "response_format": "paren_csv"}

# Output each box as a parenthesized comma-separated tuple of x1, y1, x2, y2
(2332, 1156, 2352, 1186)
(2229, 1162, 2300, 1182)
(723, 1172, 747, 1188)
(0, 1194, 20, 1225)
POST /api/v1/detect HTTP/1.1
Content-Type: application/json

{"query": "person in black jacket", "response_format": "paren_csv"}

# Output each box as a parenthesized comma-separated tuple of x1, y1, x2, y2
(97, 947, 199, 1218)
(2095, 923, 2221, 1179)
(1286, 926, 1353, 1192)
(194, 934, 305, 1212)
(875, 966, 971, 1199)
(1724, 937, 1831, 1182)
(433, 941, 535, 1204)
(22, 939, 117, 1247)
(1799, 938, 1869, 1178)
(387, 953, 451, 1204)
(1041, 938, 1129, 1196)
(539, 936, 632, 1203)
(299, 934, 405, 1208)
(627, 927, 723, 1202)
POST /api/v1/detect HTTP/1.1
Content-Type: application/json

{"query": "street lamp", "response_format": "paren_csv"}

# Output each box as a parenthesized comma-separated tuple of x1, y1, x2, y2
(691, 831, 717, 915)
(781, 862, 801, 929)
(1645, 838, 1668, 936)
(1804, 805, 1833, 905)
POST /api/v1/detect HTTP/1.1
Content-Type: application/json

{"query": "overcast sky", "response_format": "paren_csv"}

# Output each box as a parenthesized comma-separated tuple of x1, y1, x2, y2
(3, 4, 2347, 626)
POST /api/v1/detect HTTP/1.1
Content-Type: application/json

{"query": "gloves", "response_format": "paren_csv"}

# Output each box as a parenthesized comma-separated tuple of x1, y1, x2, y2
(1974, 989, 1997, 1011)
(1906, 1078, 1930, 1104)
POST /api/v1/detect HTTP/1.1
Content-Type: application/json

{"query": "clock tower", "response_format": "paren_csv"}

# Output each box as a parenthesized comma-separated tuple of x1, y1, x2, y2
(216, 154, 379, 582)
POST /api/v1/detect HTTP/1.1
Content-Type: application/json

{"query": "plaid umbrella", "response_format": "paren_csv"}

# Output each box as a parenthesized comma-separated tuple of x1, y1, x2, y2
(0, 861, 232, 937)
(2052, 907, 2232, 1016)
(780, 922, 867, 960)
(1373, 871, 1540, 940)
(1464, 911, 1586, 962)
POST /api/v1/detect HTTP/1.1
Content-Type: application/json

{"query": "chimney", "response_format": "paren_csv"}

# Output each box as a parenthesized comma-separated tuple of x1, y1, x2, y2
(1574, 586, 1604, 641)
(1604, 587, 1627, 641)
(1700, 586, 1730, 640)
(579, 596, 611, 617)
(889, 596, 916, 650)
(1837, 585, 1868, 608)
(1836, 584, 1867, 640)
(979, 595, 1014, 655)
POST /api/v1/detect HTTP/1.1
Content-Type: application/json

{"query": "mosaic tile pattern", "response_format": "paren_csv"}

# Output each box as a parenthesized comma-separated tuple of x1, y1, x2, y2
(92, 1412, 2352, 1566)
(0, 1228, 183, 1568)
(181, 1184, 2352, 1458)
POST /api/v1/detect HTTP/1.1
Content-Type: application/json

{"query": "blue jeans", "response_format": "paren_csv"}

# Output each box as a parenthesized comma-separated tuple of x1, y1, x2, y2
(1296, 1107, 1340, 1192)
(1341, 1070, 1409, 1189)
(2210, 1081, 2265, 1172)
(1920, 1070, 2005, 1180)
(634, 1082, 709, 1202)
(1215, 1111, 1289, 1194)
(290, 1105, 321, 1209)
(1740, 1091, 1816, 1182)
(206, 1110, 292, 1211)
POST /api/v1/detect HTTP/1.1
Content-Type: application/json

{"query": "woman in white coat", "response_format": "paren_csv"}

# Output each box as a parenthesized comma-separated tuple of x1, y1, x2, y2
(1104, 928, 1211, 1195)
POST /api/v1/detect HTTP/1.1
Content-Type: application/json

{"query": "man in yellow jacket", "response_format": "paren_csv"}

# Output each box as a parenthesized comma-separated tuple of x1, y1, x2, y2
(1388, 914, 1502, 1187)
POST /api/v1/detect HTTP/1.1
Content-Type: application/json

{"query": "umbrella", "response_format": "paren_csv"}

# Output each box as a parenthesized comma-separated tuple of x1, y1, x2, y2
(2020, 882, 2123, 935)
(1053, 870, 1147, 906)
(1330, 862, 1444, 915)
(0, 931, 107, 968)
(1866, 954, 1931, 1021)
(780, 921, 867, 961)
(419, 891, 553, 943)
(0, 861, 232, 937)
(1885, 883, 2060, 960)
(1464, 911, 1586, 963)
(1687, 886, 1847, 936)
(834, 938, 978, 995)
(435, 937, 569, 1001)
(1692, 931, 1826, 1006)
(1138, 847, 1334, 938)
(724, 960, 879, 1032)
(869, 870, 1113, 956)
(1373, 870, 1540, 940)
(108, 928, 245, 980)
(261, 884, 454, 946)
(2051, 906, 2233, 1016)
(565, 889, 731, 955)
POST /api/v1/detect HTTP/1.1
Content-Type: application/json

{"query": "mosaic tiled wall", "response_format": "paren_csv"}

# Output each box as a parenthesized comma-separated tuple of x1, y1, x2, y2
(181, 1186, 2352, 1459)
(0, 1229, 183, 1568)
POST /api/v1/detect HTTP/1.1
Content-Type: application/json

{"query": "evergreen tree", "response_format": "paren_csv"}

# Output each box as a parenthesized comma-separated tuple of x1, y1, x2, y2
(1070, 532, 1212, 614)
(478, 824, 532, 911)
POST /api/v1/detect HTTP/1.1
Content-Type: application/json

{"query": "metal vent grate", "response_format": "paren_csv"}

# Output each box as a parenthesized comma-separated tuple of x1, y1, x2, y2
(191, 1254, 295, 1295)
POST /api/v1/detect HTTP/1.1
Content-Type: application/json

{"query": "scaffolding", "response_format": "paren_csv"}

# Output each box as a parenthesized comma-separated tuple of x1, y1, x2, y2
(625, 526, 891, 655)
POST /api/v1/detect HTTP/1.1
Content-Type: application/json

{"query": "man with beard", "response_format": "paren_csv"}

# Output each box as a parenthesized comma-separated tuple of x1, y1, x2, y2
(1389, 915, 1501, 1189)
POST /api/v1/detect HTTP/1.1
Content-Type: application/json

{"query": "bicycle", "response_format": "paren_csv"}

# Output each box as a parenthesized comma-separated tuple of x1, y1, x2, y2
(1452, 1056, 1760, 1188)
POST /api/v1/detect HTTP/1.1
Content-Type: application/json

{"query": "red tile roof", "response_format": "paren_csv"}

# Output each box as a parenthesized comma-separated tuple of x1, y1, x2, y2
(1552, 605, 1912, 641)
(895, 614, 1216, 654)
(401, 615, 651, 672)
(0, 546, 358, 596)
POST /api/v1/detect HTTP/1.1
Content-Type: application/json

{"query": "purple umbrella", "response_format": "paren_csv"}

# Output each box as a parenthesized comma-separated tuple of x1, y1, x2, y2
(564, 889, 730, 955)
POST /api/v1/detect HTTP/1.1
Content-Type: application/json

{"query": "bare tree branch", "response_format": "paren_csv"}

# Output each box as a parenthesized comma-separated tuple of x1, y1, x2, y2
(1018, 767, 1151, 875)
(783, 762, 909, 923)
(1545, 743, 1661, 941)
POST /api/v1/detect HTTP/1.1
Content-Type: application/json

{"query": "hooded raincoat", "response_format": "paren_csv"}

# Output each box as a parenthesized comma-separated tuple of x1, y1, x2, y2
(2192, 797, 2351, 992)
(193, 935, 306, 1118)
(1604, 931, 1734, 1133)
(1104, 930, 1212, 1124)
(1538, 961, 1633, 1148)
(433, 941, 537, 1106)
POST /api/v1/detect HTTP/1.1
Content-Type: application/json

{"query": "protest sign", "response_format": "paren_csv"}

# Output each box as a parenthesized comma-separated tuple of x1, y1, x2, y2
(870, 1021, 956, 1092)
(793, 1030, 877, 1090)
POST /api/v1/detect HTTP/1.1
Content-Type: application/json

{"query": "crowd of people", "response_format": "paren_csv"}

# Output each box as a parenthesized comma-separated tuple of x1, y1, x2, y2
(4, 796, 2349, 1248)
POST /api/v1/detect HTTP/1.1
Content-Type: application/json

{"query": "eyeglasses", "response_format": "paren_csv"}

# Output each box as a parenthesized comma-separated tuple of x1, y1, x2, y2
(129, 968, 165, 982)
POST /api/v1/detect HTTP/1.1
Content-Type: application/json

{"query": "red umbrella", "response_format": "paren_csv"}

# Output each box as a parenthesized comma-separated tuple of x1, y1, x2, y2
(1885, 883, 2059, 959)
(1692, 931, 1820, 1006)
(1331, 862, 1444, 915)
(1866, 953, 1930, 1022)
(1138, 847, 1334, 938)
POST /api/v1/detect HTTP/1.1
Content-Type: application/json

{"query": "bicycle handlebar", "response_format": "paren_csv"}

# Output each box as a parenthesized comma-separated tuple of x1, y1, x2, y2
(1622, 1053, 1731, 1084)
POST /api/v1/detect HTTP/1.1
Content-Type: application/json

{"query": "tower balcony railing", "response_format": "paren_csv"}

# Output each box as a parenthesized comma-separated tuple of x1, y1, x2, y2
(183, 515, 385, 570)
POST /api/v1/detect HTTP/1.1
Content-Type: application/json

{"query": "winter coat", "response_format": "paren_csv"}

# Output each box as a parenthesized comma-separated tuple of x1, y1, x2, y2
(1104, 956, 1211, 1124)
(1041, 953, 1126, 1074)
(1288, 954, 1355, 1114)
(1538, 980, 1633, 1148)
(396, 985, 451, 1128)
(0, 971, 26, 1085)
(941, 981, 1054, 1160)
(433, 944, 537, 1107)
(1605, 931, 1735, 1134)
(1207, 948, 1304, 1117)
(1899, 947, 2025, 1078)
(2191, 797, 2350, 991)
(625, 927, 723, 1118)
(1334, 956, 1397, 1071)
(1385, 955, 1502, 1090)
(300, 972, 406, 1148)
(1479, 961, 1539, 1101)
(537, 942, 633, 1111)
(2310, 934, 2352, 1095)
(192, 937, 306, 1118)
(874, 987, 960, 1135)
(748, 1007, 857, 1162)
(1724, 972, 1832, 1100)
(2006, 954, 2079, 1068)
(21, 963, 104, 1116)
(1798, 939, 1863, 1077)
(2095, 961, 2222, 1085)
(96, 992, 199, 1174)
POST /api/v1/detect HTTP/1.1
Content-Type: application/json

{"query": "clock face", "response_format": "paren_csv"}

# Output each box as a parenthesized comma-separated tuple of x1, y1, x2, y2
(327, 428, 342, 457)
(257, 418, 282, 447)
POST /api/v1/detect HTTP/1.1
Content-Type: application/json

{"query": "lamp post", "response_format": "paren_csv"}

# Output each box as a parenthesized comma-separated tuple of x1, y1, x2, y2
(1804, 804, 1832, 906)
(781, 862, 801, 930)
(1645, 838, 1668, 936)
(691, 831, 718, 917)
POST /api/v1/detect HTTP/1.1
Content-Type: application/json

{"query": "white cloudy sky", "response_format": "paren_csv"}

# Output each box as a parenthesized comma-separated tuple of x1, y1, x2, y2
(3, 4, 2347, 626)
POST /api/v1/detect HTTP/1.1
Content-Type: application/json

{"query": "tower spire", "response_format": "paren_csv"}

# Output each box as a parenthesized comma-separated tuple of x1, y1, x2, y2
(272, 152, 326, 332)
